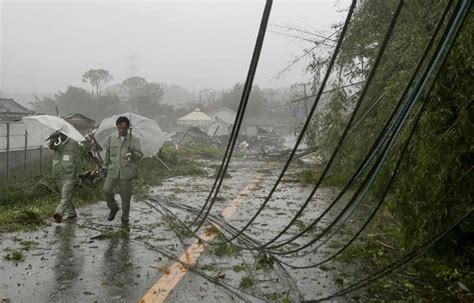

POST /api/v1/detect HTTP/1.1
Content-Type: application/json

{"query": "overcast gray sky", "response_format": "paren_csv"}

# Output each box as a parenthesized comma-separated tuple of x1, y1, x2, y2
(1, 0, 349, 100)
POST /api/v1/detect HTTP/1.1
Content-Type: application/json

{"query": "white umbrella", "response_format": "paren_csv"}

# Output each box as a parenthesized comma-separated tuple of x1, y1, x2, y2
(95, 112, 167, 158)
(22, 115, 86, 144)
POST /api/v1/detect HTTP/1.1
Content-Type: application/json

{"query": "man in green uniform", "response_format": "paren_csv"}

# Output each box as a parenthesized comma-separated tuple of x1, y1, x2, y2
(103, 116, 143, 225)
(49, 132, 82, 223)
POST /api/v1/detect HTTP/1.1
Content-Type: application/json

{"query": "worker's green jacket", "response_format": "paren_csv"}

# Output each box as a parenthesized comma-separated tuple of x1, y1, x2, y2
(50, 138, 82, 180)
(104, 134, 143, 180)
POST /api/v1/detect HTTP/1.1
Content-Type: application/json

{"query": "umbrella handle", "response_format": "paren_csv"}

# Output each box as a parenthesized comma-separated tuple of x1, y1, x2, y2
(128, 119, 132, 152)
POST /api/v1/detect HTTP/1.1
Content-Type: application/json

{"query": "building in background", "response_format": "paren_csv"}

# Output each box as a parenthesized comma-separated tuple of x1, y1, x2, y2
(208, 107, 236, 125)
(172, 126, 214, 146)
(177, 108, 211, 128)
(63, 113, 96, 135)
(207, 118, 231, 137)
(0, 98, 34, 121)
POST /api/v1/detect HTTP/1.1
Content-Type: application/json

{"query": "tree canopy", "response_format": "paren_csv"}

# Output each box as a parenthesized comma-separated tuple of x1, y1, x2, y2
(82, 68, 113, 97)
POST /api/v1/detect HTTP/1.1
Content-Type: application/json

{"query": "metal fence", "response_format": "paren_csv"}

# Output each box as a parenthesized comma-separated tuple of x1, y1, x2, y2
(0, 121, 53, 182)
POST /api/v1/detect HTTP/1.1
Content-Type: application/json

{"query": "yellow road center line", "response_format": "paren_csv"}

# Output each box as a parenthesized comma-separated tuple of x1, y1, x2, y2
(140, 173, 263, 303)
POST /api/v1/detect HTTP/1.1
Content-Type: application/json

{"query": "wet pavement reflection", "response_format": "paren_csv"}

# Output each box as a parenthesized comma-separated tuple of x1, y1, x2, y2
(49, 224, 84, 301)
(101, 230, 134, 301)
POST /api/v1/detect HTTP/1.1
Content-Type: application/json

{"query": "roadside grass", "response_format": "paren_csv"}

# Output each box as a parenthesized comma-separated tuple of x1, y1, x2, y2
(0, 146, 206, 233)
(3, 237, 40, 262)
(174, 144, 225, 159)
(295, 168, 473, 302)
(333, 207, 474, 302)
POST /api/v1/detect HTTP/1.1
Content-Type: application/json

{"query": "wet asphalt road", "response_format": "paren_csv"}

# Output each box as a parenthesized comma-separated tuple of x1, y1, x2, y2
(0, 159, 352, 302)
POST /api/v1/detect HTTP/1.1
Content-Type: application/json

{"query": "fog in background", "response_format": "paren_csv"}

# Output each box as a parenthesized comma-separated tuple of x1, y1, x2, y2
(1, 0, 349, 107)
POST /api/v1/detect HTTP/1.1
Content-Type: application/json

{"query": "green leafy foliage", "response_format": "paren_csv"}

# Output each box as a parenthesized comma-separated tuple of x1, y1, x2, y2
(239, 275, 255, 289)
(303, 1, 473, 300)
(31, 71, 165, 120)
(306, 0, 473, 252)
(4, 250, 25, 262)
(389, 10, 474, 252)
(213, 243, 241, 257)
(255, 252, 274, 270)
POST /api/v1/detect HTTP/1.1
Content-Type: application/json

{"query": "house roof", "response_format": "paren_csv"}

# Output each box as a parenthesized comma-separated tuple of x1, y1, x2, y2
(209, 118, 230, 125)
(0, 98, 34, 114)
(208, 107, 237, 116)
(185, 126, 209, 137)
(177, 108, 211, 122)
(63, 113, 96, 123)
(172, 126, 213, 144)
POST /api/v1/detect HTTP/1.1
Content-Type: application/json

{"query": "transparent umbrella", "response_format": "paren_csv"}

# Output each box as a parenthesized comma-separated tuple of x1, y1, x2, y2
(22, 115, 86, 145)
(95, 112, 167, 158)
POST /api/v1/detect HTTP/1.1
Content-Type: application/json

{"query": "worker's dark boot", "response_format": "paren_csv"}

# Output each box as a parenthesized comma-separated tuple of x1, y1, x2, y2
(121, 220, 130, 234)
(53, 213, 62, 224)
(107, 208, 119, 221)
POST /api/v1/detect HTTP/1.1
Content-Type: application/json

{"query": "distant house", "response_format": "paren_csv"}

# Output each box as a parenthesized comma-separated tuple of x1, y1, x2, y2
(172, 126, 214, 145)
(241, 117, 279, 139)
(0, 98, 34, 121)
(207, 118, 231, 137)
(63, 113, 96, 135)
(201, 107, 236, 137)
(177, 108, 211, 127)
(208, 107, 236, 125)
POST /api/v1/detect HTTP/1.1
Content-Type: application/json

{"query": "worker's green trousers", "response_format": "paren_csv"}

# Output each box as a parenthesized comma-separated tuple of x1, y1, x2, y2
(56, 179, 77, 217)
(103, 176, 133, 222)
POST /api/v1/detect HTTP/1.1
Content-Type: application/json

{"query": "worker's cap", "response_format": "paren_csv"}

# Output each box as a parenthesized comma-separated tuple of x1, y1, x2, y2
(45, 131, 61, 141)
